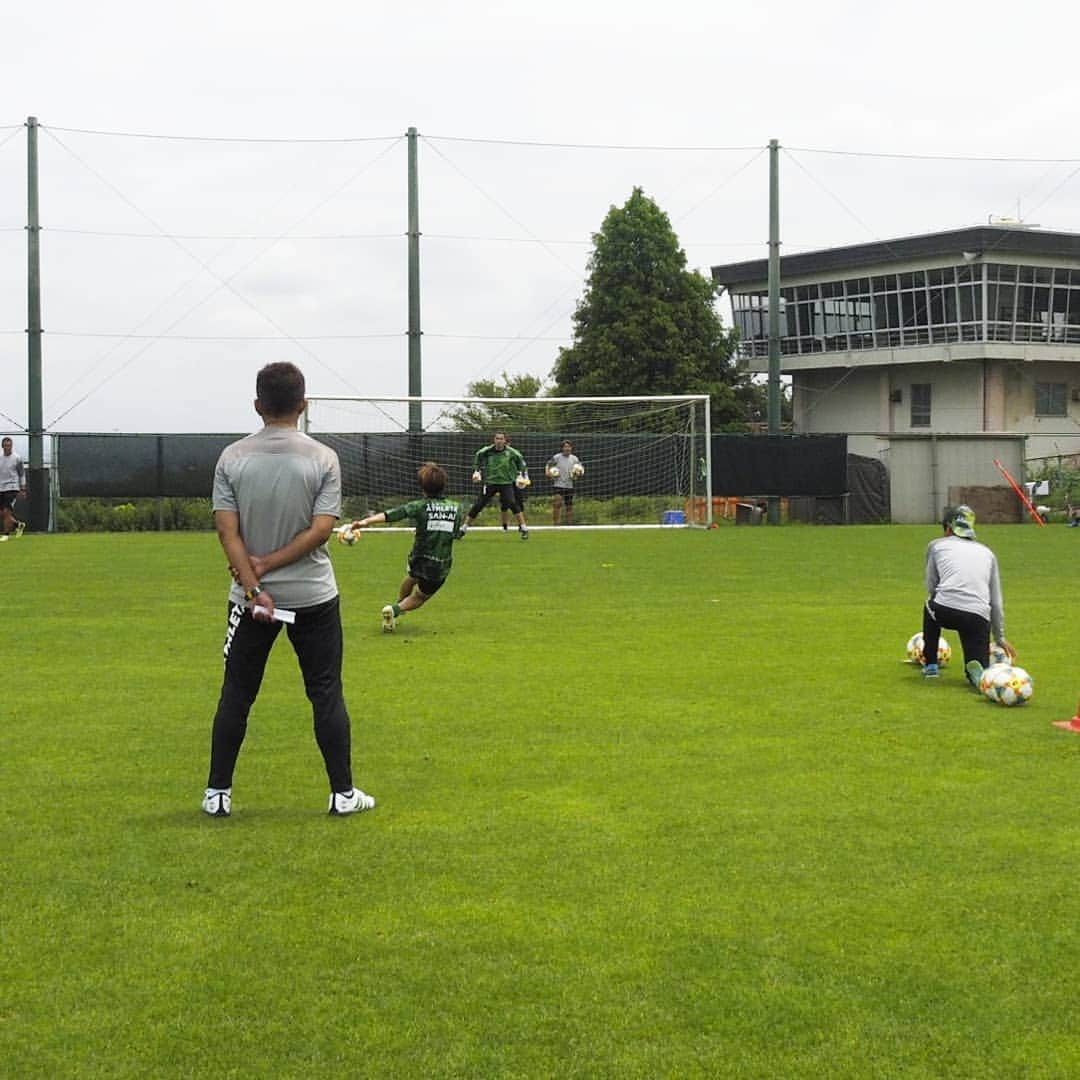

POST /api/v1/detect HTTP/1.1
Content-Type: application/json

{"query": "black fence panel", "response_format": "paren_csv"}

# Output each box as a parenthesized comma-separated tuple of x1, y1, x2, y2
(56, 431, 853, 504)
(711, 434, 848, 497)
(57, 434, 242, 498)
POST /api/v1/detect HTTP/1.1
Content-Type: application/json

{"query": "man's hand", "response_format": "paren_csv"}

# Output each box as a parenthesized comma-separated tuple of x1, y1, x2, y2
(230, 555, 268, 582)
(998, 638, 1017, 662)
(250, 589, 276, 622)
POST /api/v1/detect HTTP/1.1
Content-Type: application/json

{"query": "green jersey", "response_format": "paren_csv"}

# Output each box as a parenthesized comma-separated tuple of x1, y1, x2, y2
(385, 496, 467, 581)
(474, 443, 527, 485)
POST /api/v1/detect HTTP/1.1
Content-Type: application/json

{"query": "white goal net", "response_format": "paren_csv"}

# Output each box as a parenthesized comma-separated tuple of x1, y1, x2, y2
(303, 395, 713, 527)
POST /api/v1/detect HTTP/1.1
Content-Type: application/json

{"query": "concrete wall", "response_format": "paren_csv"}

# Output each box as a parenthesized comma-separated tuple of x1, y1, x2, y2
(883, 435, 1026, 524)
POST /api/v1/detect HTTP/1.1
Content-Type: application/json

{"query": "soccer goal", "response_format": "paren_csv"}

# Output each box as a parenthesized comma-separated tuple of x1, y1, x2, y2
(303, 395, 713, 527)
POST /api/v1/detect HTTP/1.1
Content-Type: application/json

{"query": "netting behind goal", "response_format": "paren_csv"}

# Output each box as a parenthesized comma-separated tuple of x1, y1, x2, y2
(303, 395, 712, 527)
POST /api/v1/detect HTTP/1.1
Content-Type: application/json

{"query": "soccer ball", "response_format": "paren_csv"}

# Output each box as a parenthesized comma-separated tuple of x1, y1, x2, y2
(906, 632, 951, 666)
(338, 527, 358, 545)
(988, 642, 1012, 666)
(981, 664, 1033, 707)
(546, 465, 560, 479)
(571, 463, 585, 478)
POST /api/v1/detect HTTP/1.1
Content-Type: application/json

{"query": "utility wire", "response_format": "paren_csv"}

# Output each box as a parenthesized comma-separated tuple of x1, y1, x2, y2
(43, 124, 400, 144)
(27, 125, 1080, 161)
(422, 137, 584, 278)
(785, 145, 1080, 164)
(45, 226, 403, 240)
(42, 130, 404, 426)
(46, 330, 404, 341)
(0, 126, 24, 154)
(672, 146, 768, 226)
(423, 134, 764, 152)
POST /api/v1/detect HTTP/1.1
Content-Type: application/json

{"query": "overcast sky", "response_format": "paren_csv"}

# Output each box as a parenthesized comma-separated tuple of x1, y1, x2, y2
(3, 0, 1080, 438)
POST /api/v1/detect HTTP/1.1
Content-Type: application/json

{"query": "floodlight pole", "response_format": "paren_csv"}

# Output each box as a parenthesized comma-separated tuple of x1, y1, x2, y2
(766, 137, 781, 524)
(26, 116, 45, 531)
(407, 127, 422, 433)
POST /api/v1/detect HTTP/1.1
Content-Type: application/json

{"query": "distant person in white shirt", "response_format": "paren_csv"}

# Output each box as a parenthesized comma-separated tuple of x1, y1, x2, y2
(0, 437, 26, 540)
(545, 440, 583, 526)
(921, 504, 1014, 686)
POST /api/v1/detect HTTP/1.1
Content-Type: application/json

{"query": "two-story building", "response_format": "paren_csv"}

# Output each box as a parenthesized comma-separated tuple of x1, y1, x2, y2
(712, 224, 1080, 521)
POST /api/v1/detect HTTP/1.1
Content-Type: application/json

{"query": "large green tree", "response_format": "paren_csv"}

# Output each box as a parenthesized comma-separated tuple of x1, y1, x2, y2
(446, 371, 552, 432)
(552, 187, 749, 428)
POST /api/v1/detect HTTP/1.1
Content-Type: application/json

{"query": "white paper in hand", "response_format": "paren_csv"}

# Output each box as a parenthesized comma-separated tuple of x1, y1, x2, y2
(253, 605, 296, 624)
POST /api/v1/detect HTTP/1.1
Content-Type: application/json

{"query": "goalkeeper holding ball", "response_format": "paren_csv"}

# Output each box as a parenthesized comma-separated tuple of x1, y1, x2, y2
(465, 430, 530, 539)
(545, 439, 583, 526)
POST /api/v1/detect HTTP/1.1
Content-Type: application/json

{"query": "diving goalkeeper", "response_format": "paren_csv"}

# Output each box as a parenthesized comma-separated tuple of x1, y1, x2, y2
(349, 462, 467, 633)
(465, 430, 529, 539)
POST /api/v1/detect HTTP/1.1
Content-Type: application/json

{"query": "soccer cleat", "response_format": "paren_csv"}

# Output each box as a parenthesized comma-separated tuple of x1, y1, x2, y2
(202, 788, 231, 817)
(328, 788, 376, 815)
(965, 660, 984, 689)
(0, 535, 7, 542)
(502, 522, 508, 531)
(13, 520, 24, 538)
(922, 663, 939, 679)
(381, 604, 396, 633)
(519, 527, 529, 540)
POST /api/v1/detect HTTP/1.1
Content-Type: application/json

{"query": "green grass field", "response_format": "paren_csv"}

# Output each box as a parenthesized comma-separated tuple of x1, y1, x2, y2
(3, 523, 1079, 1078)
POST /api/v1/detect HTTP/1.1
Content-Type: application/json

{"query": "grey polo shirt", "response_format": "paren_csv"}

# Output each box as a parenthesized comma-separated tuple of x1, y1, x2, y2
(213, 426, 341, 609)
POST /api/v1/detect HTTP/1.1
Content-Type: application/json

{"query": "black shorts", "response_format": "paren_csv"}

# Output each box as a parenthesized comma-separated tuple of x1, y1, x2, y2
(553, 487, 574, 506)
(0, 491, 17, 513)
(408, 557, 448, 597)
(471, 483, 521, 517)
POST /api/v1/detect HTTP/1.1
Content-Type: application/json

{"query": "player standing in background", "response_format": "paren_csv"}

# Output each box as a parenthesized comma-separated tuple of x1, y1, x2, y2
(545, 439, 582, 526)
(0, 437, 26, 540)
(921, 504, 1014, 686)
(499, 434, 524, 532)
(348, 462, 467, 632)
(466, 430, 530, 539)
(203, 361, 374, 818)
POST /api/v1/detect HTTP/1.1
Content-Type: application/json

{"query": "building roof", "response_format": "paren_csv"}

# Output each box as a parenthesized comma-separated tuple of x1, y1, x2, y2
(710, 225, 1080, 288)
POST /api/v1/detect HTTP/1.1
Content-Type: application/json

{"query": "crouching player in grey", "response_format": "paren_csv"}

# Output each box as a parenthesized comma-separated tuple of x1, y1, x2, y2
(203, 361, 374, 818)
(349, 462, 467, 632)
(921, 504, 1014, 686)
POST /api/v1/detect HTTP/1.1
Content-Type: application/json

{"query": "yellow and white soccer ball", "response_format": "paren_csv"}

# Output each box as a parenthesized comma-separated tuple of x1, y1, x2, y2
(546, 465, 560, 479)
(338, 526, 358, 546)
(571, 463, 585, 478)
(980, 664, 1033, 707)
(906, 632, 951, 666)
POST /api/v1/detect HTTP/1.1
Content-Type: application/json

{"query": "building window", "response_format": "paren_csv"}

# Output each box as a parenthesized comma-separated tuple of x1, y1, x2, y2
(911, 383, 931, 427)
(1035, 381, 1067, 417)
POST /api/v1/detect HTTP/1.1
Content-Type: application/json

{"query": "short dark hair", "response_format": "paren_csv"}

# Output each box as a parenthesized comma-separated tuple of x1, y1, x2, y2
(417, 462, 448, 496)
(256, 362, 305, 417)
(941, 505, 956, 531)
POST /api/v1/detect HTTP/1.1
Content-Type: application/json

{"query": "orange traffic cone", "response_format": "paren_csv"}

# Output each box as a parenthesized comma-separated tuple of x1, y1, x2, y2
(1052, 697, 1080, 732)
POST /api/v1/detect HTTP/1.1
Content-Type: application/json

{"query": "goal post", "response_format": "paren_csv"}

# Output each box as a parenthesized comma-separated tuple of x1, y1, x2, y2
(303, 395, 713, 528)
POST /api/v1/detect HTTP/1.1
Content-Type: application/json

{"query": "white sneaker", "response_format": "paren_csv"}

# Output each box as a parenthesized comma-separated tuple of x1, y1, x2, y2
(328, 788, 376, 815)
(381, 605, 396, 633)
(13, 521, 24, 538)
(202, 787, 231, 817)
